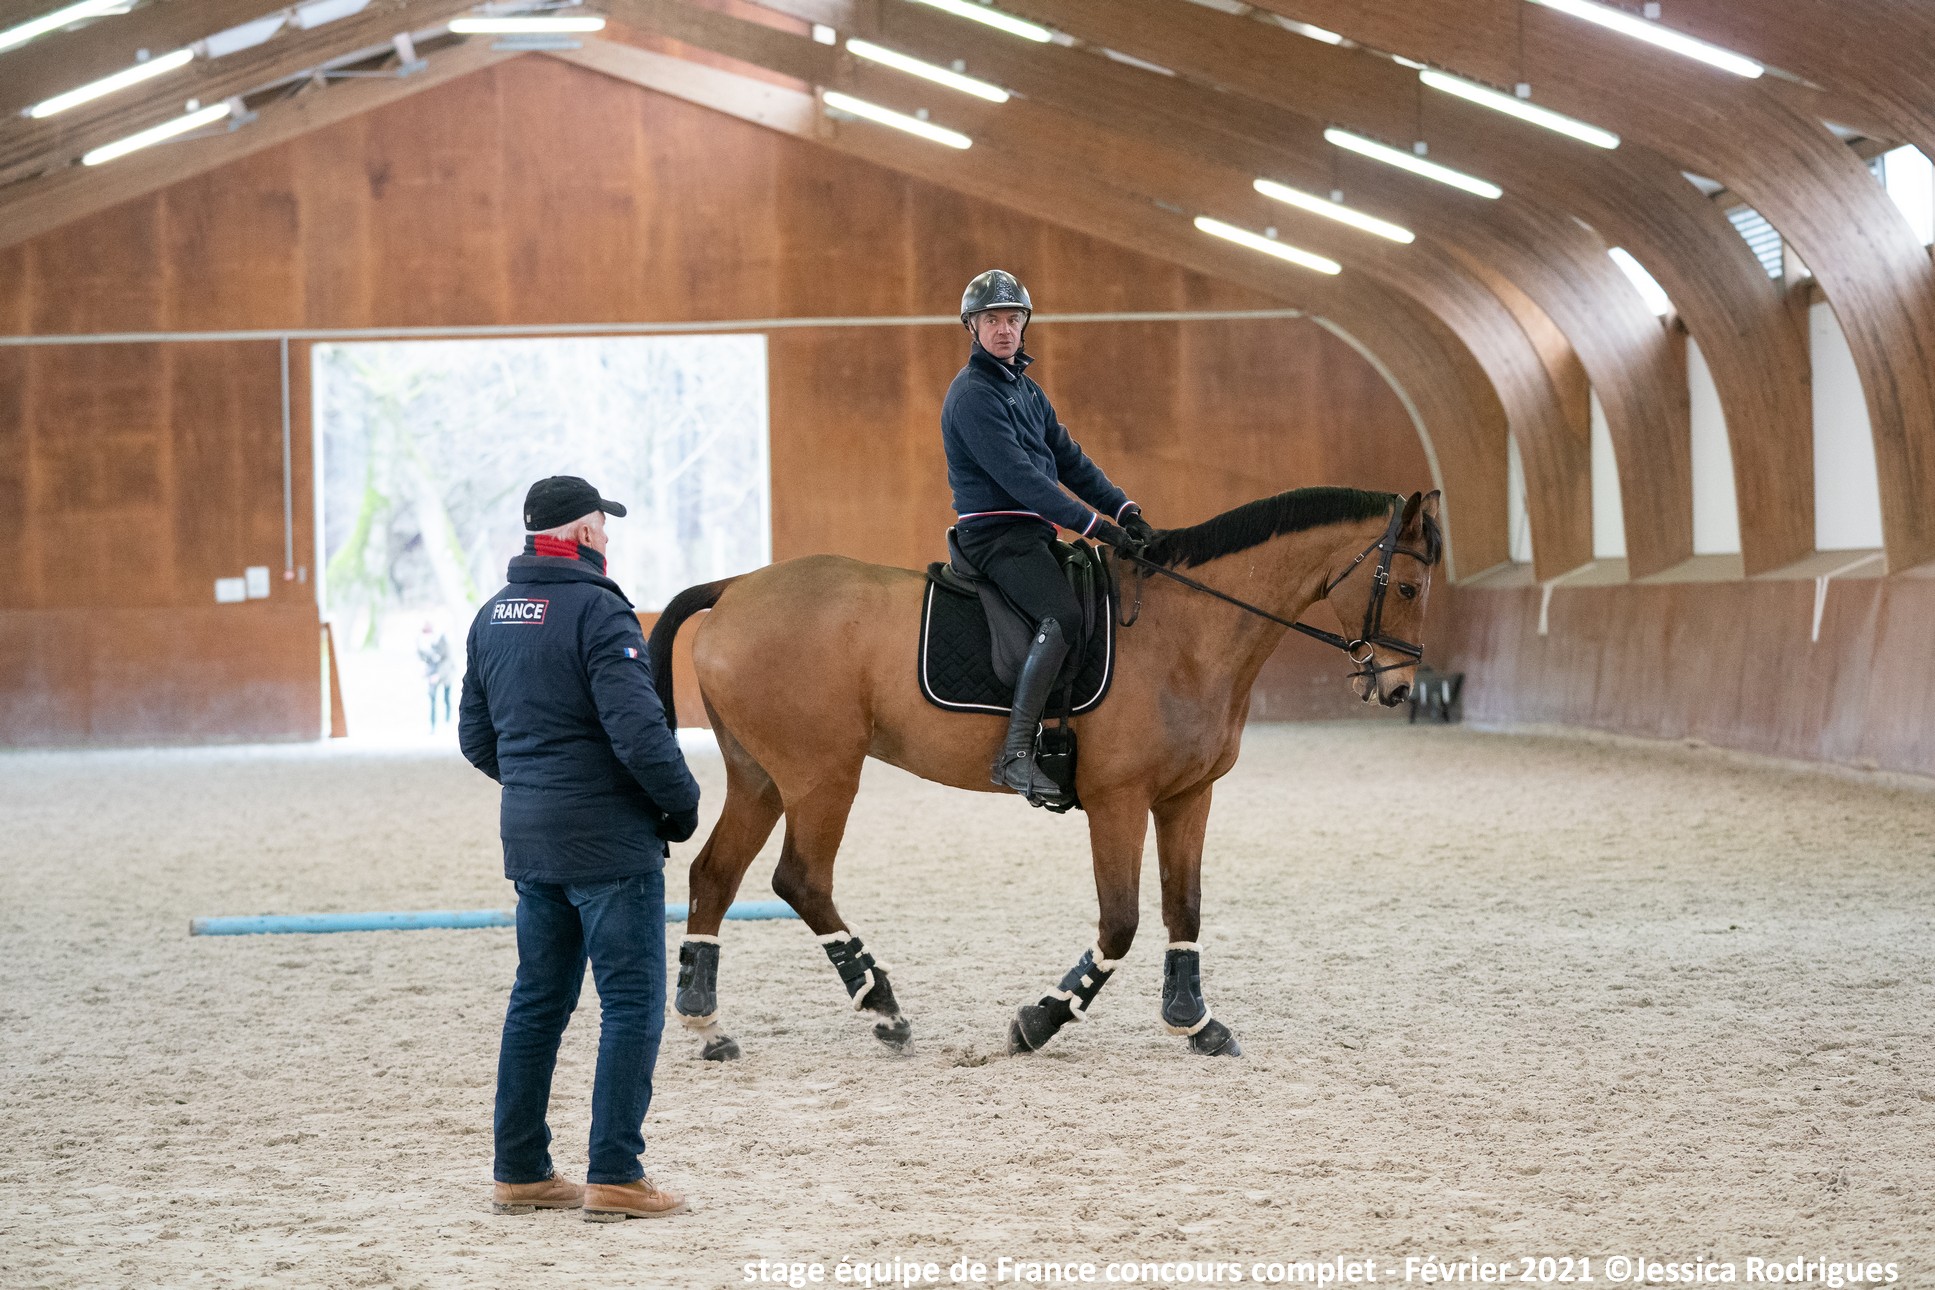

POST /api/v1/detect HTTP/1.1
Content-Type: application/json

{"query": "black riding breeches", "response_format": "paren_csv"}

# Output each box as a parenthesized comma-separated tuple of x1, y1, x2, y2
(956, 519, 1081, 629)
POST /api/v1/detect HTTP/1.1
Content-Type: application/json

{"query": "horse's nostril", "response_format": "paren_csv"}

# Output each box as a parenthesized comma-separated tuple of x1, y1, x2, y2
(1389, 684, 1410, 705)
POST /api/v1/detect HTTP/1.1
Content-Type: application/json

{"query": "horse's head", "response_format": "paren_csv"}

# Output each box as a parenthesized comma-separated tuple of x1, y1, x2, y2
(1323, 490, 1442, 708)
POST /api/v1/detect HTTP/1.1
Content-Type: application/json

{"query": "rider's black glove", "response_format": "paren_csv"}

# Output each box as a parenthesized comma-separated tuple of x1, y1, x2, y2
(1089, 518, 1135, 550)
(1120, 506, 1157, 545)
(662, 807, 700, 844)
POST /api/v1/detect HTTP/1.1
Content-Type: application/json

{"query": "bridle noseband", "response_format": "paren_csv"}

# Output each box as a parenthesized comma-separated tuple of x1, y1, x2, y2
(1115, 505, 1434, 684)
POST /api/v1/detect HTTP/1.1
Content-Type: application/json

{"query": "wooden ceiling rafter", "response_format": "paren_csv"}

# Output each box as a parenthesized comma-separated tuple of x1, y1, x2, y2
(0, 33, 514, 250)
(0, 0, 481, 191)
(601, 0, 1609, 576)
(815, 0, 1811, 577)
(1243, 0, 1935, 572)
(555, 36, 1512, 578)
(0, 0, 294, 117)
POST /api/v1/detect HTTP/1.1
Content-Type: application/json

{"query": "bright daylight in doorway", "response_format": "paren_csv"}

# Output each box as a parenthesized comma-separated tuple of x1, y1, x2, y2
(315, 334, 771, 743)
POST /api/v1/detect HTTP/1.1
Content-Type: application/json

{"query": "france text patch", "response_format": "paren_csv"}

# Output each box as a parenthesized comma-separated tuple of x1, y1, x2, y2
(492, 598, 549, 625)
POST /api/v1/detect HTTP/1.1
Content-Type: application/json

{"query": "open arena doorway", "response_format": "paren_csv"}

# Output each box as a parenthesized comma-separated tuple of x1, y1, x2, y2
(313, 334, 772, 744)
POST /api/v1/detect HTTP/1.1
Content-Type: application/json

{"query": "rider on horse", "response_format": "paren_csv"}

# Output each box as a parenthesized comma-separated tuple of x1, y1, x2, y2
(942, 269, 1157, 800)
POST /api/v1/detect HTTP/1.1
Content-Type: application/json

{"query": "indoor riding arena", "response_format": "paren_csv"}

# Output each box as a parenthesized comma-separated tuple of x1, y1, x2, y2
(2, 1, 1931, 1288)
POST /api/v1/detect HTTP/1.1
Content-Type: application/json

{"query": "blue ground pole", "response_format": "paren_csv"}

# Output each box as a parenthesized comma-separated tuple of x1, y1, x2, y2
(189, 900, 797, 936)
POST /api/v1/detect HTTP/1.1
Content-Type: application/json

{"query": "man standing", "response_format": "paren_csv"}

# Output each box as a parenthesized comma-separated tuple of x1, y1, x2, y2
(459, 475, 700, 1222)
(942, 269, 1157, 802)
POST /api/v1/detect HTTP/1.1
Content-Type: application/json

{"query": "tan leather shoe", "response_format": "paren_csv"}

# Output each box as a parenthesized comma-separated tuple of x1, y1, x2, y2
(491, 1172, 584, 1215)
(582, 1177, 687, 1221)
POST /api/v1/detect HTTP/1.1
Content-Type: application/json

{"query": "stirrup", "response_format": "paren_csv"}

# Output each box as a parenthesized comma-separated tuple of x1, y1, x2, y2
(993, 750, 1067, 806)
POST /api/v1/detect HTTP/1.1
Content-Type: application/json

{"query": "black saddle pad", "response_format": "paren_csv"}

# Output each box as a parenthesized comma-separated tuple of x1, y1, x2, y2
(917, 562, 1115, 717)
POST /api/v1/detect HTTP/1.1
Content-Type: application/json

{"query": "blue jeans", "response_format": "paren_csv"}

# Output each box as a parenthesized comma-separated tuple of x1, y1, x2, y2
(493, 871, 666, 1186)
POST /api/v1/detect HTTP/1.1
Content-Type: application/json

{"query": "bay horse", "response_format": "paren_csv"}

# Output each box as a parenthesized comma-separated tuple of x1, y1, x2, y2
(648, 487, 1442, 1060)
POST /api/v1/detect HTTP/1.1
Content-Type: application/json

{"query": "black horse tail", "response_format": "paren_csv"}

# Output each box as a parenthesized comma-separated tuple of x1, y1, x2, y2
(647, 578, 735, 730)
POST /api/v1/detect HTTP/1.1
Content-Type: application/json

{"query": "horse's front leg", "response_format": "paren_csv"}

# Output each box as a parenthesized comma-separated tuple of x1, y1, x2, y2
(1154, 783, 1241, 1057)
(1008, 792, 1147, 1054)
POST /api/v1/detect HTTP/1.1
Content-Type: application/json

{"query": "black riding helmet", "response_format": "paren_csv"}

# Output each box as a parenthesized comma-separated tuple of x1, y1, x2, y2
(960, 269, 1032, 339)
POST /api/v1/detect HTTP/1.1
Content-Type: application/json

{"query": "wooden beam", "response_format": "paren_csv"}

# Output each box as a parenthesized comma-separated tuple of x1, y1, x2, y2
(604, 1, 1592, 575)
(0, 0, 289, 118)
(1245, 0, 1935, 571)
(0, 37, 517, 252)
(555, 37, 1512, 578)
(793, 0, 1810, 574)
(0, 0, 481, 189)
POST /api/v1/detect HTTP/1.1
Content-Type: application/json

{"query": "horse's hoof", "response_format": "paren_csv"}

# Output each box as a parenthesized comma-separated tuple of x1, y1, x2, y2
(1008, 1003, 1061, 1054)
(699, 1033, 741, 1061)
(872, 1014, 914, 1053)
(1188, 1018, 1242, 1057)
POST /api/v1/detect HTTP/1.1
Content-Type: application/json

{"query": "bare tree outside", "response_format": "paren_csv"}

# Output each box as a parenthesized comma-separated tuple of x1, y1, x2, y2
(315, 334, 770, 740)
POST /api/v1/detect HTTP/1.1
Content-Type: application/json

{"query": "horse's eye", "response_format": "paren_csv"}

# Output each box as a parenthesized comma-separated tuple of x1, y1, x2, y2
(1398, 583, 1418, 600)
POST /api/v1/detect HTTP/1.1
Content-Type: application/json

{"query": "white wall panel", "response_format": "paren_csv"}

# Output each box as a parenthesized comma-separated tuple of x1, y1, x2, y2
(1589, 389, 1627, 560)
(1687, 336, 1741, 555)
(1810, 300, 1885, 551)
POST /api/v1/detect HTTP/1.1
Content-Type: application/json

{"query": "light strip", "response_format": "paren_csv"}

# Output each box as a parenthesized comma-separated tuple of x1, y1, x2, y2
(1194, 216, 1341, 275)
(0, 0, 124, 55)
(823, 90, 971, 149)
(906, 0, 1052, 43)
(1324, 127, 1503, 199)
(1254, 178, 1415, 243)
(448, 15, 606, 34)
(83, 101, 232, 166)
(1528, 0, 1762, 78)
(1420, 70, 1619, 149)
(846, 39, 1009, 102)
(1607, 247, 1673, 316)
(29, 48, 194, 118)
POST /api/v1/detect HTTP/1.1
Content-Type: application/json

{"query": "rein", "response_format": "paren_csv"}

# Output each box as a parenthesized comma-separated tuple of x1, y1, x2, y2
(1113, 505, 1432, 681)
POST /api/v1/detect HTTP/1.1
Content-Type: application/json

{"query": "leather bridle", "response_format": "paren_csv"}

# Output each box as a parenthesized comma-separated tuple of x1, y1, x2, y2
(1114, 503, 1436, 686)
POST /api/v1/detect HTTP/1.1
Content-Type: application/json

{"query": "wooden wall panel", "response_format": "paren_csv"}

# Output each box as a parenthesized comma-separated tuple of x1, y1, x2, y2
(1, 57, 1428, 744)
(1432, 582, 1935, 777)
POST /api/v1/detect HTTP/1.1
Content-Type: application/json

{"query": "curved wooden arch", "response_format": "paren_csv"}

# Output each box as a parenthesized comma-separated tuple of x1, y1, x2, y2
(619, 0, 1602, 576)
(1255, 0, 1935, 571)
(557, 37, 1512, 578)
(936, 0, 1803, 576)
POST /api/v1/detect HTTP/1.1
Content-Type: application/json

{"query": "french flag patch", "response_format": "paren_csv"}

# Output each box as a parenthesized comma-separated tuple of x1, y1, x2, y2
(622, 647, 639, 659)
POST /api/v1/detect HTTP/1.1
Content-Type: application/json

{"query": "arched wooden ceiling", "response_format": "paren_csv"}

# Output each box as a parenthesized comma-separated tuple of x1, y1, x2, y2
(0, 0, 1928, 577)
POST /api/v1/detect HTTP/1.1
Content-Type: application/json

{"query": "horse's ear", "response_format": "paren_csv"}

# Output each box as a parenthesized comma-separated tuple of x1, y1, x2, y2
(1422, 489, 1441, 521)
(1399, 490, 1423, 530)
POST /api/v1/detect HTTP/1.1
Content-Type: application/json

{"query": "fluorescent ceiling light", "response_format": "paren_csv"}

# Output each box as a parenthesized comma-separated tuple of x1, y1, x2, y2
(1194, 216, 1341, 275)
(83, 101, 232, 166)
(1324, 127, 1503, 199)
(823, 90, 971, 148)
(1607, 247, 1673, 316)
(448, 15, 605, 34)
(28, 47, 193, 118)
(907, 0, 1052, 43)
(293, 0, 369, 29)
(0, 0, 124, 54)
(1528, 0, 1762, 78)
(846, 39, 1009, 102)
(1274, 16, 1343, 44)
(1420, 69, 1619, 148)
(201, 13, 286, 57)
(1254, 178, 1414, 243)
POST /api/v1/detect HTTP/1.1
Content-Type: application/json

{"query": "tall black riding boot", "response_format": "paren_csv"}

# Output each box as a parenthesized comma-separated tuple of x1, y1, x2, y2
(992, 617, 1069, 801)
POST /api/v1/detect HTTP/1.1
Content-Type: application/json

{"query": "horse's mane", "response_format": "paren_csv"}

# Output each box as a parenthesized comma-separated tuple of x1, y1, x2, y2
(1140, 487, 1402, 570)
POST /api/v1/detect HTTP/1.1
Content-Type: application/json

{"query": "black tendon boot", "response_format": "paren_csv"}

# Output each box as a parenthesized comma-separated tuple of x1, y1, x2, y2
(821, 931, 912, 1052)
(1009, 944, 1120, 1053)
(1162, 943, 1241, 1057)
(675, 937, 739, 1061)
(992, 617, 1070, 803)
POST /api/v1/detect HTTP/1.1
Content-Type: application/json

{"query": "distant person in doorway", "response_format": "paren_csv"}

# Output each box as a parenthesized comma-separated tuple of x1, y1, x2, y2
(417, 621, 457, 730)
(458, 475, 701, 1222)
(942, 269, 1158, 801)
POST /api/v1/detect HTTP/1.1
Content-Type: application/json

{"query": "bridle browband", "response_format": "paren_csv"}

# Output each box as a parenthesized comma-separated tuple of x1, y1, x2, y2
(1114, 503, 1435, 683)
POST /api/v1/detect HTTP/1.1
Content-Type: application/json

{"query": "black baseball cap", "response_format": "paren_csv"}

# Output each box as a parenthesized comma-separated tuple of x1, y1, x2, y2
(523, 476, 628, 531)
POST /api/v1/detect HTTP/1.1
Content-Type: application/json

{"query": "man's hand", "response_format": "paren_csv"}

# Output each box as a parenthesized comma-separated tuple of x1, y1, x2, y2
(663, 807, 700, 844)
(1121, 506, 1157, 545)
(1089, 518, 1135, 550)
